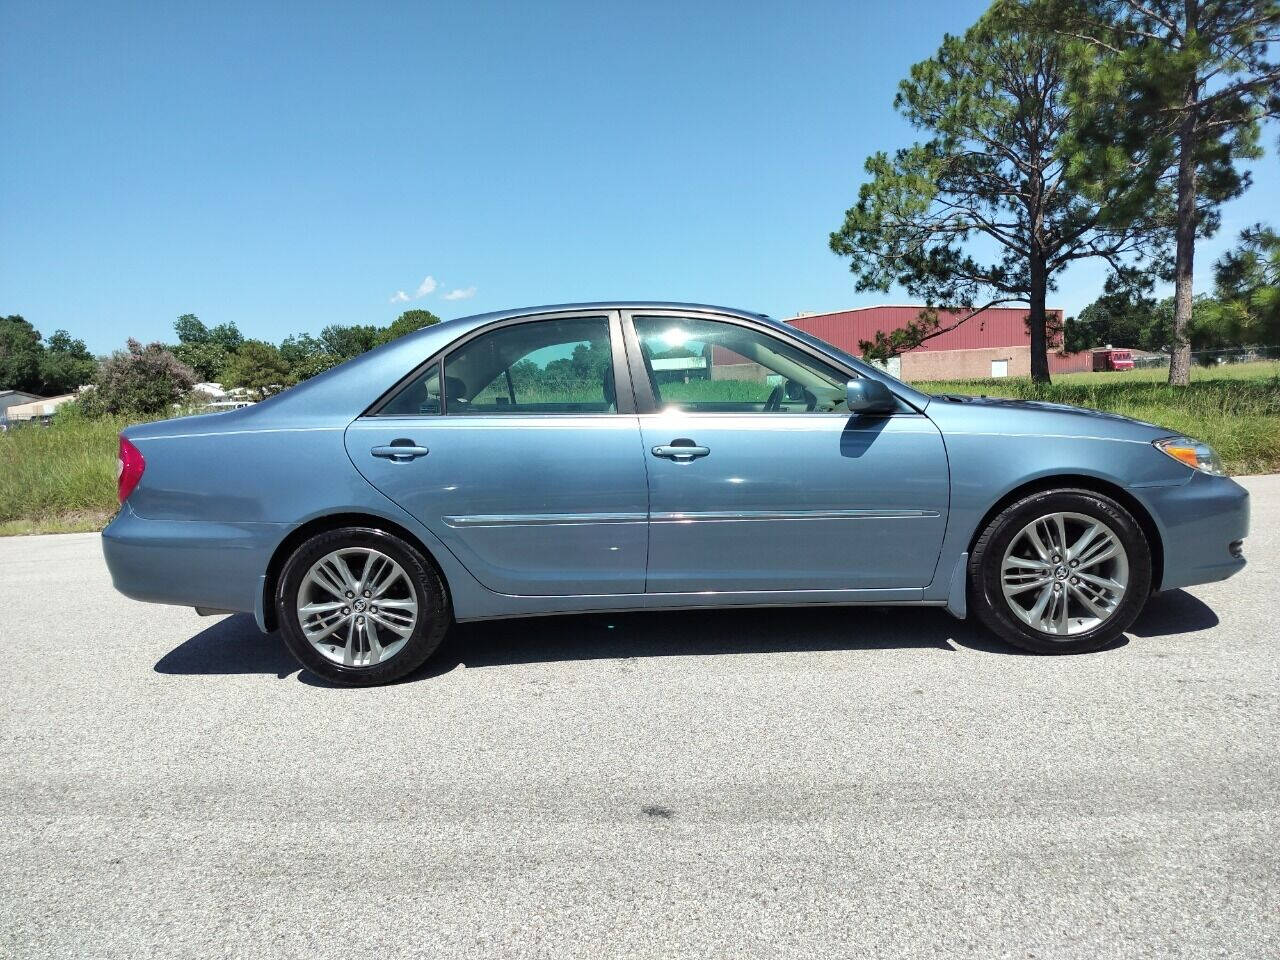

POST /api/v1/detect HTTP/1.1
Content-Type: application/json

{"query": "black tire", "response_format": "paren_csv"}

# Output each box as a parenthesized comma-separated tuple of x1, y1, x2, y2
(969, 488, 1152, 654)
(275, 526, 451, 686)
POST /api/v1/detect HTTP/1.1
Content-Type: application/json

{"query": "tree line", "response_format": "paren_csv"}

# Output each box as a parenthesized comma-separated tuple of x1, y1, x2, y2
(0, 309, 441, 416)
(831, 0, 1279, 384)
(0, 317, 97, 397)
(1067, 224, 1280, 353)
(165, 308, 441, 395)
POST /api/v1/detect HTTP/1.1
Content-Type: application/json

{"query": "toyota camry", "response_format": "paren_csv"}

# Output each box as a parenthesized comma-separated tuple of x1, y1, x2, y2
(103, 303, 1249, 685)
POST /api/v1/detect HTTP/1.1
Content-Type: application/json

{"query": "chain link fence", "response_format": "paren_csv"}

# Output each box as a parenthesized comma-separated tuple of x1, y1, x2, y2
(1129, 346, 1280, 369)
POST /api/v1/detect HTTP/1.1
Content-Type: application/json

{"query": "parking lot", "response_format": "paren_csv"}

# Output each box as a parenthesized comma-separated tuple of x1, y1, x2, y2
(2, 475, 1277, 959)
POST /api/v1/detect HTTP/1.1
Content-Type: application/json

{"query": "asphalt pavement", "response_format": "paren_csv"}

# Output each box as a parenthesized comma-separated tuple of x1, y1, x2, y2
(2, 476, 1277, 959)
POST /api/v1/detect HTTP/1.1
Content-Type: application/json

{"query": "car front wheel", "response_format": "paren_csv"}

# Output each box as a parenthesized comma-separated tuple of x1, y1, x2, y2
(276, 527, 451, 685)
(969, 489, 1152, 654)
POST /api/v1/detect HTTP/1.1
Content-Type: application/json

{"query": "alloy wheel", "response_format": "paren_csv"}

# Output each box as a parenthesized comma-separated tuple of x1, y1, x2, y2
(296, 547, 419, 667)
(1000, 511, 1129, 637)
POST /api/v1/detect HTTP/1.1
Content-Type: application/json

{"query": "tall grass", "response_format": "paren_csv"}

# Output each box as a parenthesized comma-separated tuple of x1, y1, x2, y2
(0, 410, 133, 533)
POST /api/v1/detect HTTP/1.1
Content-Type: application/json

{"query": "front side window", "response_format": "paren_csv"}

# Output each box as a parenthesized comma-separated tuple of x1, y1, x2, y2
(633, 315, 852, 414)
(431, 315, 617, 415)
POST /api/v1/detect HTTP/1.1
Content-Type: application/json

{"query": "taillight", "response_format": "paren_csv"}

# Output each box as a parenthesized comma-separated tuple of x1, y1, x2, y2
(117, 435, 145, 503)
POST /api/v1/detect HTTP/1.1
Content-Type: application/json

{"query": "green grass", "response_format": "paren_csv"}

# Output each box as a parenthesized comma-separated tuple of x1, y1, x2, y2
(918, 363, 1280, 475)
(1050, 359, 1280, 385)
(0, 411, 134, 536)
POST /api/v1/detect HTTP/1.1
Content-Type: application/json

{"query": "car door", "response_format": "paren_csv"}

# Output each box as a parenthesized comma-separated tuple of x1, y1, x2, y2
(347, 311, 649, 596)
(624, 311, 950, 594)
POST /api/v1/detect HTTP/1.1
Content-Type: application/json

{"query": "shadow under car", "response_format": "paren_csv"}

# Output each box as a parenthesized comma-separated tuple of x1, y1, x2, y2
(154, 589, 1217, 687)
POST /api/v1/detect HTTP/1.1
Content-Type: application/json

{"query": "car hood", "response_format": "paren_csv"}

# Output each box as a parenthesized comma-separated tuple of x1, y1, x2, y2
(926, 393, 1171, 441)
(934, 393, 1158, 425)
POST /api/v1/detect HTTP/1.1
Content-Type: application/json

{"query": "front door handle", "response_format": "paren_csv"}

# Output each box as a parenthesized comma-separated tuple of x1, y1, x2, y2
(371, 441, 430, 462)
(651, 439, 710, 461)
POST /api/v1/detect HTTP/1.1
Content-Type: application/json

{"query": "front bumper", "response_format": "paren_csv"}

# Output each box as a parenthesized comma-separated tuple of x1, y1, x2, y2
(101, 505, 287, 615)
(1132, 471, 1249, 591)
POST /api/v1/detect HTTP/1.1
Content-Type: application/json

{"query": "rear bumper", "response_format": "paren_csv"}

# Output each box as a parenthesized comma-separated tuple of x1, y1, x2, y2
(101, 505, 287, 615)
(1133, 472, 1249, 591)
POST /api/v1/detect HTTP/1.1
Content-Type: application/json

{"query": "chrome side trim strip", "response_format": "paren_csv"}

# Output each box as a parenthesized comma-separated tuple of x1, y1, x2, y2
(443, 509, 939, 528)
(650, 509, 940, 523)
(443, 513, 647, 528)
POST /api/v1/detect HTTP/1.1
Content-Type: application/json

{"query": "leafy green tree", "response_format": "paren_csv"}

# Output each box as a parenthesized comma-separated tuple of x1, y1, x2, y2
(1138, 298, 1176, 351)
(1186, 298, 1245, 355)
(38, 330, 97, 394)
(222, 340, 292, 397)
(173, 314, 209, 345)
(278, 333, 340, 384)
(173, 313, 243, 351)
(1208, 223, 1280, 344)
(320, 323, 380, 359)
(171, 342, 228, 382)
(82, 339, 196, 416)
(208, 322, 243, 352)
(171, 314, 243, 381)
(0, 315, 44, 392)
(1142, 294, 1235, 352)
(278, 332, 324, 366)
(1059, 0, 1280, 385)
(378, 309, 441, 345)
(829, 0, 1162, 382)
(1066, 278, 1159, 350)
(288, 352, 343, 383)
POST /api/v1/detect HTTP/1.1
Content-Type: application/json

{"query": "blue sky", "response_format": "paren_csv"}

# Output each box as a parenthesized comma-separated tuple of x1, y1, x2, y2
(3, 0, 1277, 354)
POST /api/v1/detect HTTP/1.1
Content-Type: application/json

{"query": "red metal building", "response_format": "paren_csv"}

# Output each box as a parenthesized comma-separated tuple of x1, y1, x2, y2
(785, 305, 1091, 380)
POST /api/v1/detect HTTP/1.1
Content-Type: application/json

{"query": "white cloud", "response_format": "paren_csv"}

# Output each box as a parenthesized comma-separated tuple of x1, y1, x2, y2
(389, 274, 441, 304)
(443, 286, 477, 301)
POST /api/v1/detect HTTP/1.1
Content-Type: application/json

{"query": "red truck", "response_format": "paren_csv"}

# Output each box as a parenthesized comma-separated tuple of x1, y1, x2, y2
(1092, 348, 1135, 372)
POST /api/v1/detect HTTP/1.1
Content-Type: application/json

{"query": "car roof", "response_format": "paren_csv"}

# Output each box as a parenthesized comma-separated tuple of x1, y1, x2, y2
(425, 301, 773, 336)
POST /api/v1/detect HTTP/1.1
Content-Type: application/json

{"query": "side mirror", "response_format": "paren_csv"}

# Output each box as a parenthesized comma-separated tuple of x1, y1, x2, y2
(846, 379, 897, 414)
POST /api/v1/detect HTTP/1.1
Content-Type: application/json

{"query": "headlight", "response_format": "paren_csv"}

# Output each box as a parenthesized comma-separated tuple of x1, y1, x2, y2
(1154, 436, 1226, 476)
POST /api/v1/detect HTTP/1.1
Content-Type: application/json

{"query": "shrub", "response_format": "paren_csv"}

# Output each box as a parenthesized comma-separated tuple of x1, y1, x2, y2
(82, 339, 196, 416)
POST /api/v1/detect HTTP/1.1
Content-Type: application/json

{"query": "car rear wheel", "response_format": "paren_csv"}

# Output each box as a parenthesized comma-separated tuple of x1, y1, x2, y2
(276, 527, 450, 685)
(969, 489, 1152, 654)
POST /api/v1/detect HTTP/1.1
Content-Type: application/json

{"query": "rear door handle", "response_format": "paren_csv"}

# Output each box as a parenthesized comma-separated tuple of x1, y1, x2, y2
(651, 440, 710, 461)
(371, 442, 430, 462)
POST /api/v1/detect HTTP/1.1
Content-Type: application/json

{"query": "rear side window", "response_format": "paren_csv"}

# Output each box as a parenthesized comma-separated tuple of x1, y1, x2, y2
(379, 316, 617, 416)
(379, 365, 441, 416)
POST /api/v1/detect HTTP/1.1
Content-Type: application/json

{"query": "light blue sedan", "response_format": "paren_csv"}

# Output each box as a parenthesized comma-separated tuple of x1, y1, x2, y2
(103, 303, 1249, 685)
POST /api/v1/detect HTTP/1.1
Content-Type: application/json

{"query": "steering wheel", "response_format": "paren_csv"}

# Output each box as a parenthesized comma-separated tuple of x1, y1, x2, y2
(764, 384, 784, 412)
